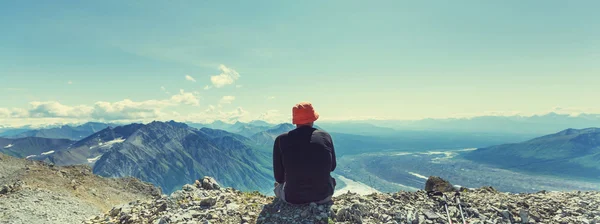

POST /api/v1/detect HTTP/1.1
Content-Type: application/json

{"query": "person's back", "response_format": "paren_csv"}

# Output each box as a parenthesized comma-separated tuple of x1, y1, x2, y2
(273, 102, 336, 204)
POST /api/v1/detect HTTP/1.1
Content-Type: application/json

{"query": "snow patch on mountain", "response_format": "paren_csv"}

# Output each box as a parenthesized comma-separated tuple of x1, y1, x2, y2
(90, 138, 125, 150)
(87, 155, 103, 163)
(41, 150, 55, 155)
(408, 172, 428, 180)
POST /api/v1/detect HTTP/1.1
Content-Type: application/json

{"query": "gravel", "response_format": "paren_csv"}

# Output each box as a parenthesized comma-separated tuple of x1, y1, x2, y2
(0, 188, 100, 224)
(89, 176, 600, 224)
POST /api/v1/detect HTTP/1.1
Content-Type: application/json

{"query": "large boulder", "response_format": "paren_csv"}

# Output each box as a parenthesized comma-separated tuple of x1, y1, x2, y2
(196, 176, 221, 190)
(424, 176, 455, 192)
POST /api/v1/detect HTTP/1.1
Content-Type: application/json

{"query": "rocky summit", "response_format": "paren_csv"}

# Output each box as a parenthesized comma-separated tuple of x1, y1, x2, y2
(89, 177, 600, 224)
(0, 153, 160, 224)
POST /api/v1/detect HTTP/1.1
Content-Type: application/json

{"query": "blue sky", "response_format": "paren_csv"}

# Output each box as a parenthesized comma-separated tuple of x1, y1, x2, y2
(1, 0, 599, 126)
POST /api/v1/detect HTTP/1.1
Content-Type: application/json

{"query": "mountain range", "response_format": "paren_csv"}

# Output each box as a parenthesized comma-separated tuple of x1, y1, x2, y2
(462, 127, 600, 180)
(248, 123, 296, 146)
(44, 123, 145, 165)
(354, 112, 600, 135)
(187, 120, 274, 137)
(3, 117, 600, 195)
(2, 121, 279, 194)
(92, 121, 273, 194)
(0, 137, 74, 159)
(0, 122, 114, 140)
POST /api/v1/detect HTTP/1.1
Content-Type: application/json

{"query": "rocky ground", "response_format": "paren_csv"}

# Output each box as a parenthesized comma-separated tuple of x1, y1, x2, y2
(0, 153, 160, 224)
(90, 177, 600, 224)
(3, 152, 600, 224)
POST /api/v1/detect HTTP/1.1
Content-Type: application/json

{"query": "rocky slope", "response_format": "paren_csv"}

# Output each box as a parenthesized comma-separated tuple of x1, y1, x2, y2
(44, 123, 145, 166)
(0, 137, 74, 159)
(89, 176, 600, 224)
(0, 153, 160, 224)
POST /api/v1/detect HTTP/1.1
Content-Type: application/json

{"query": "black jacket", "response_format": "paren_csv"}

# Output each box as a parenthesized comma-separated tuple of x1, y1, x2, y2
(273, 126, 337, 204)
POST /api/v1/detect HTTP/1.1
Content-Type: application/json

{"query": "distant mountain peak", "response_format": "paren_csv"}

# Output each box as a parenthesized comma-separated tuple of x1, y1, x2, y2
(274, 123, 294, 128)
(248, 120, 272, 127)
(464, 127, 600, 180)
(4, 122, 114, 141)
(147, 120, 189, 129)
(549, 127, 600, 137)
(211, 120, 229, 125)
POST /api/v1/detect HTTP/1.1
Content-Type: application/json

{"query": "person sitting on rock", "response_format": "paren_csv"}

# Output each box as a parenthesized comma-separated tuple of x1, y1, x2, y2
(272, 102, 337, 204)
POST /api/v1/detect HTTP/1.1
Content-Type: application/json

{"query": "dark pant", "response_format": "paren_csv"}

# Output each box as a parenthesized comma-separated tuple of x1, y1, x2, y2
(274, 177, 336, 204)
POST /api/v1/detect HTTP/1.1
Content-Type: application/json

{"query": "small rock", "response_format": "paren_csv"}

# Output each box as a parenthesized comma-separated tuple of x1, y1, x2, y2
(226, 203, 239, 210)
(320, 212, 329, 219)
(208, 213, 218, 219)
(380, 214, 391, 222)
(157, 202, 168, 212)
(189, 211, 202, 218)
(200, 197, 217, 207)
(480, 186, 497, 193)
(520, 209, 529, 223)
(109, 207, 121, 217)
(301, 209, 311, 218)
(182, 184, 195, 192)
(201, 176, 221, 190)
(0, 185, 9, 195)
(501, 210, 515, 223)
(422, 210, 440, 220)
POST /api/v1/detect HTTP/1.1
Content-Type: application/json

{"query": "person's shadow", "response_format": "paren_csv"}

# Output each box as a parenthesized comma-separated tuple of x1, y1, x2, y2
(257, 198, 335, 224)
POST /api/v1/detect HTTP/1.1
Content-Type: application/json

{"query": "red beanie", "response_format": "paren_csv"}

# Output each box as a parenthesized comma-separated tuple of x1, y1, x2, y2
(292, 102, 319, 125)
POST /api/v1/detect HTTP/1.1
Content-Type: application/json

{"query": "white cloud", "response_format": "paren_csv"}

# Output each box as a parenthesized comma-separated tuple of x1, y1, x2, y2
(0, 108, 11, 118)
(236, 85, 243, 88)
(29, 101, 93, 118)
(267, 96, 276, 100)
(185, 75, 196, 82)
(0, 108, 29, 118)
(203, 85, 212, 90)
(171, 107, 251, 124)
(171, 89, 200, 106)
(205, 105, 216, 113)
(92, 99, 169, 120)
(217, 107, 249, 122)
(67, 81, 73, 85)
(0, 88, 202, 125)
(210, 65, 240, 88)
(257, 110, 285, 123)
(219, 96, 235, 105)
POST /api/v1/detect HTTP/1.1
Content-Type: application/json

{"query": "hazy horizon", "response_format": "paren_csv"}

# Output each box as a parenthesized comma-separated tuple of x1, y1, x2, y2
(2, 110, 600, 129)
